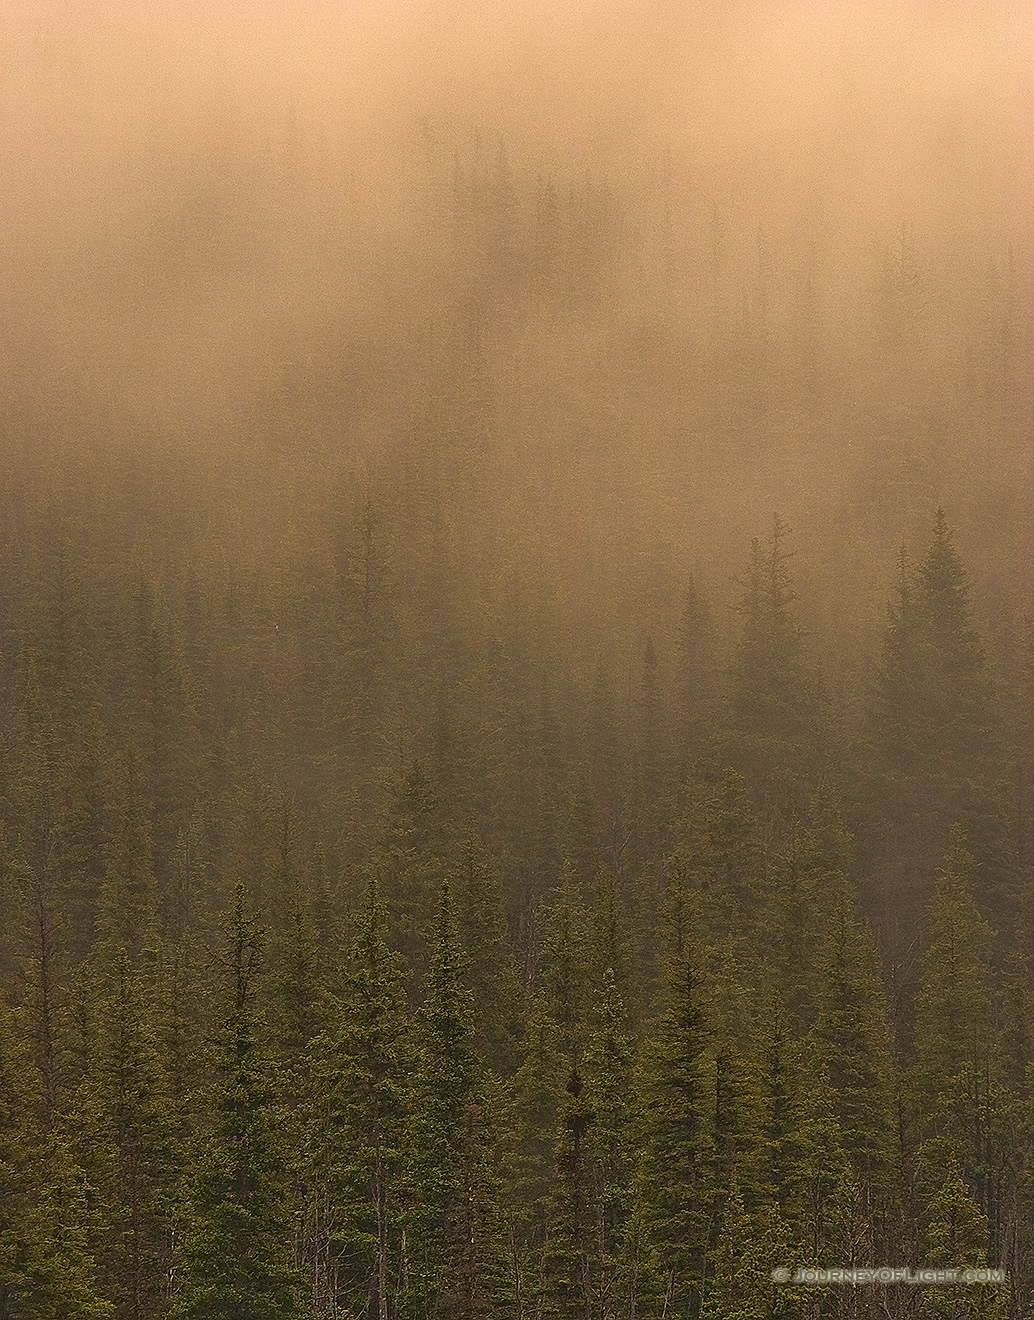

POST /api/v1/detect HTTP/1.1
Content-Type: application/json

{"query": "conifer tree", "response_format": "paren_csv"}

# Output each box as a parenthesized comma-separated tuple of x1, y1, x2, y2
(873, 512, 993, 788)
(380, 760, 448, 979)
(0, 991, 111, 1319)
(454, 831, 522, 1074)
(538, 868, 594, 1066)
(920, 1159, 1009, 1320)
(670, 768, 763, 947)
(763, 792, 852, 1028)
(95, 748, 158, 969)
(725, 516, 825, 815)
(811, 897, 894, 1196)
(583, 968, 637, 1320)
(700, 1179, 795, 1320)
(866, 512, 999, 945)
(497, 997, 568, 1307)
(172, 884, 305, 1319)
(637, 637, 666, 817)
(76, 950, 177, 1320)
(402, 882, 509, 1319)
(304, 875, 410, 1320)
(911, 828, 1003, 1229)
(541, 1069, 595, 1319)
(636, 949, 715, 1318)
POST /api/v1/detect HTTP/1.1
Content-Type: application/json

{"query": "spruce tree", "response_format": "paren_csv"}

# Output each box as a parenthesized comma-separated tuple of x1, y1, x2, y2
(636, 949, 715, 1318)
(379, 761, 449, 979)
(919, 1159, 1009, 1320)
(402, 882, 509, 1319)
(725, 516, 825, 816)
(582, 968, 637, 1320)
(811, 897, 894, 1191)
(669, 768, 763, 948)
(497, 997, 567, 1309)
(542, 1068, 594, 1319)
(172, 884, 305, 1319)
(673, 577, 715, 773)
(866, 511, 998, 952)
(0, 991, 111, 1319)
(76, 950, 176, 1320)
(911, 828, 1003, 1232)
(304, 876, 410, 1320)
(538, 867, 594, 1067)
(454, 831, 522, 1074)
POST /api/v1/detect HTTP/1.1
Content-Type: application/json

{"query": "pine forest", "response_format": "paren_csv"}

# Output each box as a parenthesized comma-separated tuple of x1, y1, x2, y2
(1, 5, 1031, 1319)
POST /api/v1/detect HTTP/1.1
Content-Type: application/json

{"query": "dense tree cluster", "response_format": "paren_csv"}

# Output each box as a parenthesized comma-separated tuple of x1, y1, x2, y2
(1, 129, 1030, 1319)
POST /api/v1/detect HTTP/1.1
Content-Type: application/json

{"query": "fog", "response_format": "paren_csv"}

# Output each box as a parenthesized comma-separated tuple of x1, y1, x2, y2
(2, 13, 1033, 1305)
(2, 0, 1031, 641)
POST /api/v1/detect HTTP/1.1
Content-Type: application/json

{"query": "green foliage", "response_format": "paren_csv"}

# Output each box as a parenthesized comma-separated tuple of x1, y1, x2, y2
(811, 897, 895, 1191)
(454, 830, 522, 1073)
(0, 992, 111, 1319)
(669, 768, 764, 947)
(919, 1159, 1009, 1320)
(401, 882, 510, 1318)
(303, 876, 410, 1319)
(538, 867, 594, 1066)
(636, 950, 715, 1317)
(172, 885, 305, 1320)
(583, 968, 637, 1316)
(74, 950, 177, 1319)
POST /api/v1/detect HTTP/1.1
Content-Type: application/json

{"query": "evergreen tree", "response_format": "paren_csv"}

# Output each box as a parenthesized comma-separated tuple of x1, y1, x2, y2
(538, 868, 594, 1066)
(700, 1180, 796, 1320)
(0, 991, 111, 1319)
(725, 516, 825, 816)
(379, 761, 449, 979)
(920, 1159, 1009, 1320)
(636, 950, 715, 1319)
(636, 637, 666, 818)
(77, 950, 177, 1320)
(304, 875, 410, 1320)
(873, 512, 994, 788)
(763, 791, 853, 1028)
(583, 968, 637, 1320)
(911, 828, 1003, 1232)
(497, 997, 568, 1310)
(866, 512, 1000, 954)
(670, 769, 763, 948)
(811, 897, 895, 1216)
(542, 1069, 594, 1319)
(454, 830, 522, 1074)
(402, 882, 509, 1319)
(172, 884, 305, 1319)
(95, 749, 159, 969)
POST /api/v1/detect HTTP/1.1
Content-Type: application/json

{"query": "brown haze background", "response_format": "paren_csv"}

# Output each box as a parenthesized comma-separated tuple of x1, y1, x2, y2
(2, 0, 1031, 677)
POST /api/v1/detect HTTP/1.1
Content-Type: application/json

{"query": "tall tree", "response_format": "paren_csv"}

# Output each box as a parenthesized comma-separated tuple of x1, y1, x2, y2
(402, 882, 509, 1319)
(454, 831, 522, 1074)
(75, 950, 177, 1320)
(172, 885, 305, 1319)
(866, 511, 1000, 950)
(0, 991, 111, 1319)
(811, 897, 895, 1204)
(304, 876, 411, 1320)
(636, 949, 715, 1319)
(725, 516, 825, 816)
(911, 827, 1005, 1237)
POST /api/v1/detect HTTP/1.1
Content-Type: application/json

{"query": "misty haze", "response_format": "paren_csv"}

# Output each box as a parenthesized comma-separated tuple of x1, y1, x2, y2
(1, 3, 1031, 1317)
